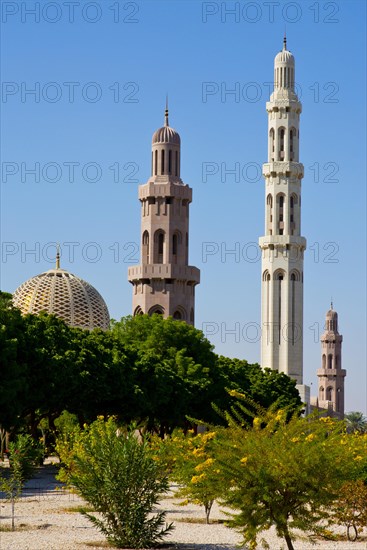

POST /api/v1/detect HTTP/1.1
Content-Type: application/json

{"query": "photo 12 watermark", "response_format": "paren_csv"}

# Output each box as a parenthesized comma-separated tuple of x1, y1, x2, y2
(1, 1, 140, 24)
(2, 161, 140, 184)
(1, 81, 140, 104)
(1, 241, 141, 265)
(201, 2, 340, 24)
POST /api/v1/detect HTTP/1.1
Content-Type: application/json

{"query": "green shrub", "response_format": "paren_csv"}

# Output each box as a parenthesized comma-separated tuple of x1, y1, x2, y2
(57, 417, 173, 548)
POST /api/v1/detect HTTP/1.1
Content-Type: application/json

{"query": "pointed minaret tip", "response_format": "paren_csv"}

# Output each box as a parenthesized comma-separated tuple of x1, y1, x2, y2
(283, 32, 287, 51)
(164, 95, 169, 127)
(56, 244, 60, 269)
(331, 298, 333, 310)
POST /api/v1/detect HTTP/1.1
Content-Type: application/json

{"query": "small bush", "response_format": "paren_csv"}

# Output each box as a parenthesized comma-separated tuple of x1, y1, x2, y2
(57, 417, 173, 548)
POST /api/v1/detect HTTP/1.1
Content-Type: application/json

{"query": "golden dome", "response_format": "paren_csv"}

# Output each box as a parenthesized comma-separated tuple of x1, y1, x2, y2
(13, 259, 110, 331)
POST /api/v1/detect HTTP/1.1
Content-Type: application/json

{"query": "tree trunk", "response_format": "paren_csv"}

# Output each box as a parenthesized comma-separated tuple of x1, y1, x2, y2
(205, 500, 213, 524)
(284, 530, 295, 550)
(11, 494, 15, 531)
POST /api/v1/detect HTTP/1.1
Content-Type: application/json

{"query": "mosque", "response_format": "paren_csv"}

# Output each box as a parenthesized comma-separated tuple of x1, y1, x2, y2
(11, 39, 346, 419)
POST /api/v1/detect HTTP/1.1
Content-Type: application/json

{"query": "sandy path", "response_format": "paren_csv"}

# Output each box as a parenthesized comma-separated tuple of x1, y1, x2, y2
(1, 462, 366, 550)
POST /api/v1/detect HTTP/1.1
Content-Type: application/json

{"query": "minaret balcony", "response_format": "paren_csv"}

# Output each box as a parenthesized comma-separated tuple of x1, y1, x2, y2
(263, 162, 304, 179)
(317, 368, 346, 377)
(128, 264, 200, 285)
(259, 235, 306, 250)
(139, 181, 192, 201)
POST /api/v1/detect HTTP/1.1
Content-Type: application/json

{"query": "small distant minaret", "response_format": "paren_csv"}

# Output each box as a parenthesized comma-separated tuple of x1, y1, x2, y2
(317, 304, 346, 418)
(127, 105, 200, 324)
(259, 37, 307, 385)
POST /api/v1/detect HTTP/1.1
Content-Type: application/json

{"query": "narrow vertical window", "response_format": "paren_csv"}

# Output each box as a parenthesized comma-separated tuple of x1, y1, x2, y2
(175, 151, 178, 176)
(278, 274, 283, 344)
(142, 231, 149, 264)
(161, 150, 165, 175)
(168, 150, 172, 174)
(172, 233, 178, 258)
(291, 273, 296, 345)
(154, 150, 158, 176)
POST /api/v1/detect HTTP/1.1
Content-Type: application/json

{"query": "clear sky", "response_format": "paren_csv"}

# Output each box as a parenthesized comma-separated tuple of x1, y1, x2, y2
(1, 0, 366, 414)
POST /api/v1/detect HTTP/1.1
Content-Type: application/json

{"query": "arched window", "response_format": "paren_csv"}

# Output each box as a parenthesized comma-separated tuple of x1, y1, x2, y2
(319, 386, 324, 400)
(279, 128, 285, 160)
(277, 193, 285, 235)
(148, 305, 164, 316)
(291, 273, 296, 345)
(161, 150, 165, 175)
(168, 150, 172, 174)
(154, 150, 158, 176)
(326, 387, 332, 401)
(269, 128, 275, 161)
(275, 270, 284, 345)
(142, 231, 149, 264)
(328, 354, 333, 369)
(322, 354, 326, 369)
(266, 194, 273, 234)
(175, 150, 179, 176)
(154, 230, 165, 264)
(172, 234, 178, 256)
(134, 306, 144, 316)
(173, 306, 186, 321)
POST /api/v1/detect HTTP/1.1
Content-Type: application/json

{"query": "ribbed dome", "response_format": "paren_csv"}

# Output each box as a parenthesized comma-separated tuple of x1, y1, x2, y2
(275, 48, 294, 65)
(152, 125, 180, 145)
(326, 308, 338, 319)
(152, 107, 180, 145)
(13, 264, 110, 331)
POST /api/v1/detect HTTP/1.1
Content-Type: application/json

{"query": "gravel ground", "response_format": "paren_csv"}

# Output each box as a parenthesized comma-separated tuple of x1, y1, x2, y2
(1, 462, 366, 550)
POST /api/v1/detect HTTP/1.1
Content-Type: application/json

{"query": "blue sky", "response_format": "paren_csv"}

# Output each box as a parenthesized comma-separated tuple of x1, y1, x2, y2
(1, 0, 366, 414)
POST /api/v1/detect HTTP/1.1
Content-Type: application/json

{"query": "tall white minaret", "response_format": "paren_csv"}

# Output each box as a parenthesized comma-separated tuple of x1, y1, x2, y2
(259, 37, 307, 387)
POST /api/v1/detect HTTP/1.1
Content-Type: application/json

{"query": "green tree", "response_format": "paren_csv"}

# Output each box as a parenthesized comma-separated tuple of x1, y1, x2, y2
(56, 417, 173, 548)
(212, 396, 367, 550)
(331, 479, 367, 541)
(0, 292, 28, 435)
(155, 429, 221, 524)
(0, 434, 42, 530)
(345, 411, 367, 434)
(111, 315, 216, 434)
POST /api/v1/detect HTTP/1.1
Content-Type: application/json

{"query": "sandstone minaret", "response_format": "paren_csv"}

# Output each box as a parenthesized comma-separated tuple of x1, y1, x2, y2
(128, 106, 200, 324)
(317, 304, 346, 418)
(259, 37, 307, 385)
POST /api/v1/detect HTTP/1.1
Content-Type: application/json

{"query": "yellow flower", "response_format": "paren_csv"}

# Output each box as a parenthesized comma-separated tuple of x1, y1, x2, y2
(354, 455, 363, 461)
(291, 437, 300, 443)
(253, 418, 261, 430)
(305, 433, 315, 442)
(191, 473, 206, 484)
(241, 456, 248, 465)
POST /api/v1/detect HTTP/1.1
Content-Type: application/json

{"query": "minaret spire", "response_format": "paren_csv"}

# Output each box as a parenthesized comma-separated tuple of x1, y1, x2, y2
(56, 244, 60, 269)
(283, 31, 287, 50)
(165, 95, 169, 127)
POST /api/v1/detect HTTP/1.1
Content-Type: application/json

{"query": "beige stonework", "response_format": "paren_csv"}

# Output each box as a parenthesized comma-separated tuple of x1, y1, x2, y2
(128, 108, 200, 324)
(310, 305, 346, 419)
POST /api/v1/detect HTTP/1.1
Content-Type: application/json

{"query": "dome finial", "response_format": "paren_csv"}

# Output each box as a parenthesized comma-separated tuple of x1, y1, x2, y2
(331, 297, 333, 310)
(56, 244, 60, 269)
(283, 30, 287, 51)
(164, 95, 169, 127)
